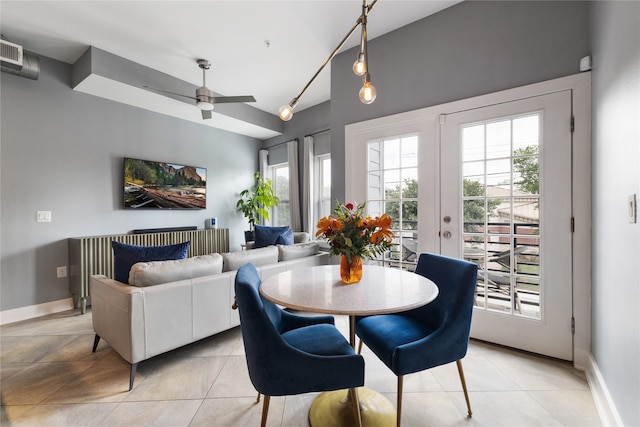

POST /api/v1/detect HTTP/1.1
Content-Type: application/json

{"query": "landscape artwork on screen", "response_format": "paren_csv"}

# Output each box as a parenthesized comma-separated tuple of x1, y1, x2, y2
(124, 157, 206, 209)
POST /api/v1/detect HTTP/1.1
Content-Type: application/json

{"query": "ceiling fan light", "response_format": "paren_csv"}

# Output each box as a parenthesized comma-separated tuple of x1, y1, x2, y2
(197, 101, 214, 111)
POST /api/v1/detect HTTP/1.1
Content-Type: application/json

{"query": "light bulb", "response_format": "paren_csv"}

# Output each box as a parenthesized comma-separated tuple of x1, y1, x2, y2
(359, 81, 377, 104)
(353, 54, 365, 76)
(278, 104, 294, 121)
(197, 101, 214, 111)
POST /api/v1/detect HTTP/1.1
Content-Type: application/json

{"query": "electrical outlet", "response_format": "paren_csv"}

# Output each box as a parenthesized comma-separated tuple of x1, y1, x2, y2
(57, 266, 67, 278)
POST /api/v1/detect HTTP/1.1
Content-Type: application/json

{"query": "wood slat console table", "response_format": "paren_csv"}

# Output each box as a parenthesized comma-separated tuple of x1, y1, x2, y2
(69, 228, 229, 313)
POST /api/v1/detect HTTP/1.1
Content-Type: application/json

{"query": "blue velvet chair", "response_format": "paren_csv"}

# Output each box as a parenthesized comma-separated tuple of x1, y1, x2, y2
(356, 253, 478, 426)
(234, 263, 365, 427)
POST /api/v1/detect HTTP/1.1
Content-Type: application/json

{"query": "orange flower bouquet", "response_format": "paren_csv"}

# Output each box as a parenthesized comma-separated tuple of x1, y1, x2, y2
(316, 201, 394, 283)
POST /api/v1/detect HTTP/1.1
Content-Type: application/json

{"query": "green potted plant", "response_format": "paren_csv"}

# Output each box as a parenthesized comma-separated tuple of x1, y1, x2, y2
(236, 172, 279, 243)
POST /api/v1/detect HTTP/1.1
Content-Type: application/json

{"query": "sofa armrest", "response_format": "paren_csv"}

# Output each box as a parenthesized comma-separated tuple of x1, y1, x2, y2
(90, 275, 146, 364)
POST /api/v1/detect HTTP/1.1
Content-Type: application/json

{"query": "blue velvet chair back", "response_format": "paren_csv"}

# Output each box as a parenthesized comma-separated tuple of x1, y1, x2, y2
(234, 263, 364, 397)
(407, 253, 478, 363)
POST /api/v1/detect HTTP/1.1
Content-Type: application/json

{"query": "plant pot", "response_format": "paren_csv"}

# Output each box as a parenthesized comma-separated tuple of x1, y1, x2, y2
(244, 230, 255, 243)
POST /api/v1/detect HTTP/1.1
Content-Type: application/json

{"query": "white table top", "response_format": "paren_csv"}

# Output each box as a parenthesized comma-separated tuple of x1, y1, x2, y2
(260, 265, 439, 316)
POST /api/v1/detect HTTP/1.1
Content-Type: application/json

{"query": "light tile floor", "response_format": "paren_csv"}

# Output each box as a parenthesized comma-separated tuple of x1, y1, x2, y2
(1, 309, 602, 426)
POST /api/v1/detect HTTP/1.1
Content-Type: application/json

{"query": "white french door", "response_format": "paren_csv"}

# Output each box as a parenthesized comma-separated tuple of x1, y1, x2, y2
(440, 91, 573, 360)
(346, 78, 585, 361)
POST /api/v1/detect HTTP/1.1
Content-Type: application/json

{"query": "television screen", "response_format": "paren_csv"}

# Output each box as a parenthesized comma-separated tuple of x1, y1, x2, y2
(124, 157, 206, 209)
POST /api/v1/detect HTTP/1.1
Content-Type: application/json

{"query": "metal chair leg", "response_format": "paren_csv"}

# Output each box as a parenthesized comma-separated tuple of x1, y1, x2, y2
(397, 375, 404, 427)
(260, 395, 270, 427)
(92, 334, 101, 352)
(349, 388, 363, 427)
(456, 360, 472, 416)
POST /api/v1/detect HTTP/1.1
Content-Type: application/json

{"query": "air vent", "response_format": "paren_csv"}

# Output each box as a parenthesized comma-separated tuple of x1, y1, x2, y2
(1, 40, 23, 69)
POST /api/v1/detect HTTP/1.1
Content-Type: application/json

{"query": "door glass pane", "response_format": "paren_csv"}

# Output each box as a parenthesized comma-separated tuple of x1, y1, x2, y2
(486, 120, 511, 159)
(486, 159, 511, 190)
(401, 136, 418, 167)
(367, 134, 419, 270)
(461, 114, 541, 319)
(462, 126, 484, 162)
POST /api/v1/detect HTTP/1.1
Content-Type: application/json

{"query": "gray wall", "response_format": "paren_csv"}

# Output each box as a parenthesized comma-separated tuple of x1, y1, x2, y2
(330, 0, 589, 202)
(262, 101, 330, 230)
(590, 2, 640, 425)
(263, 101, 330, 150)
(1, 56, 262, 311)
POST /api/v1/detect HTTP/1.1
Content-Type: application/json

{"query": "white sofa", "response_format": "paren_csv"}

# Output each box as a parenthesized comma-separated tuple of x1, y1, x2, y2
(90, 242, 328, 390)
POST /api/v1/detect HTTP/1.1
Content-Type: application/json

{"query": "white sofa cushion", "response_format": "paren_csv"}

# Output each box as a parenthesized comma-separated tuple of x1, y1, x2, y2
(222, 245, 279, 272)
(128, 253, 223, 287)
(277, 242, 319, 261)
(293, 231, 311, 243)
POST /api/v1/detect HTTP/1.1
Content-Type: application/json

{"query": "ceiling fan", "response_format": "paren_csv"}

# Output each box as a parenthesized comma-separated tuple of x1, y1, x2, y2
(144, 59, 256, 120)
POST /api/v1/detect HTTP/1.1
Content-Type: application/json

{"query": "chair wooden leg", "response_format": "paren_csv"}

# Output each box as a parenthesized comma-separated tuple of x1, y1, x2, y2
(357, 339, 363, 354)
(456, 360, 472, 417)
(260, 395, 270, 427)
(349, 387, 363, 427)
(397, 375, 404, 427)
(256, 392, 261, 403)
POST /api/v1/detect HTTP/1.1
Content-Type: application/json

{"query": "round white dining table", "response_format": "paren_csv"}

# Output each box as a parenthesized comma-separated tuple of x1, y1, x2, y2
(260, 264, 439, 427)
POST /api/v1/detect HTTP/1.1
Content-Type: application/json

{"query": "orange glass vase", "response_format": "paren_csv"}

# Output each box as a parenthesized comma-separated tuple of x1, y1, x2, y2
(340, 254, 363, 284)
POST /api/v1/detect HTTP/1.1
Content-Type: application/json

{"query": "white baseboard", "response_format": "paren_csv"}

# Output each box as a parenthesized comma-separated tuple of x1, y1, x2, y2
(585, 352, 624, 427)
(0, 298, 75, 325)
(574, 347, 590, 371)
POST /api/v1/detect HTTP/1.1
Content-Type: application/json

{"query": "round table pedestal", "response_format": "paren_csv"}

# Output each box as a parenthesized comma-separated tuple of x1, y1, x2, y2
(309, 387, 396, 427)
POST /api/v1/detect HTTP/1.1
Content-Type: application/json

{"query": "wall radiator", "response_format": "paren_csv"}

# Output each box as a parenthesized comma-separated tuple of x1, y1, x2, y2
(69, 228, 229, 313)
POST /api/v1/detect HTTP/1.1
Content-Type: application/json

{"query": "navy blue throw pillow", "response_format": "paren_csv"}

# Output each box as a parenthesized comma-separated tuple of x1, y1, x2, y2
(275, 228, 294, 245)
(112, 241, 190, 284)
(254, 225, 293, 248)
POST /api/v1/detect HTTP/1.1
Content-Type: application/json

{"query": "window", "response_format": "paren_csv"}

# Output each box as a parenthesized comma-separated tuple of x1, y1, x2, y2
(314, 154, 332, 229)
(270, 163, 290, 226)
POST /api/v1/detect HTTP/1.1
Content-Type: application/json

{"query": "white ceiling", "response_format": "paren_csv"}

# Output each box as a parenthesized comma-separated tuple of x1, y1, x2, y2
(1, 1, 460, 136)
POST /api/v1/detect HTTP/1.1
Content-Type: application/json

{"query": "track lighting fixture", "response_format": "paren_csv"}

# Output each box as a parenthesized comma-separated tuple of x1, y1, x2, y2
(278, 0, 378, 121)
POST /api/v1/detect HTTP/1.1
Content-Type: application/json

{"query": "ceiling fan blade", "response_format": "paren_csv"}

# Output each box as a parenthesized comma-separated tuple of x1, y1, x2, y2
(211, 95, 256, 104)
(201, 109, 212, 120)
(143, 85, 197, 101)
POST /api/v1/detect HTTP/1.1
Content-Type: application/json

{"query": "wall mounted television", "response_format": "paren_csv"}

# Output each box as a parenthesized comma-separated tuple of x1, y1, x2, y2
(123, 157, 206, 209)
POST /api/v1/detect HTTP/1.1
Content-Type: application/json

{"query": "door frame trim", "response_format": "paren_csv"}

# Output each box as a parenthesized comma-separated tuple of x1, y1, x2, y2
(345, 72, 591, 368)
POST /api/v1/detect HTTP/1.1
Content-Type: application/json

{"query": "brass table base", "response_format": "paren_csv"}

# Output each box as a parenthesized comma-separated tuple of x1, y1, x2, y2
(309, 387, 396, 427)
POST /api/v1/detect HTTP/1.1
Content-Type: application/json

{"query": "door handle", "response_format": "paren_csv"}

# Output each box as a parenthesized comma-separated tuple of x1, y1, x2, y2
(442, 231, 452, 239)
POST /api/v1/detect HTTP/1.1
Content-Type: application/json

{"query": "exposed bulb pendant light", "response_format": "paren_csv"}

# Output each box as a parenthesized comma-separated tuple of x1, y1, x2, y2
(357, 4, 376, 104)
(278, 0, 378, 121)
(353, 53, 365, 76)
(359, 74, 377, 104)
(352, 12, 367, 77)
(278, 99, 297, 121)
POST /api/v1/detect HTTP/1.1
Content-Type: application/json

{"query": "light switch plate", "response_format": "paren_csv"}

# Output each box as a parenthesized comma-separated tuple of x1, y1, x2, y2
(629, 194, 637, 224)
(36, 211, 51, 222)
